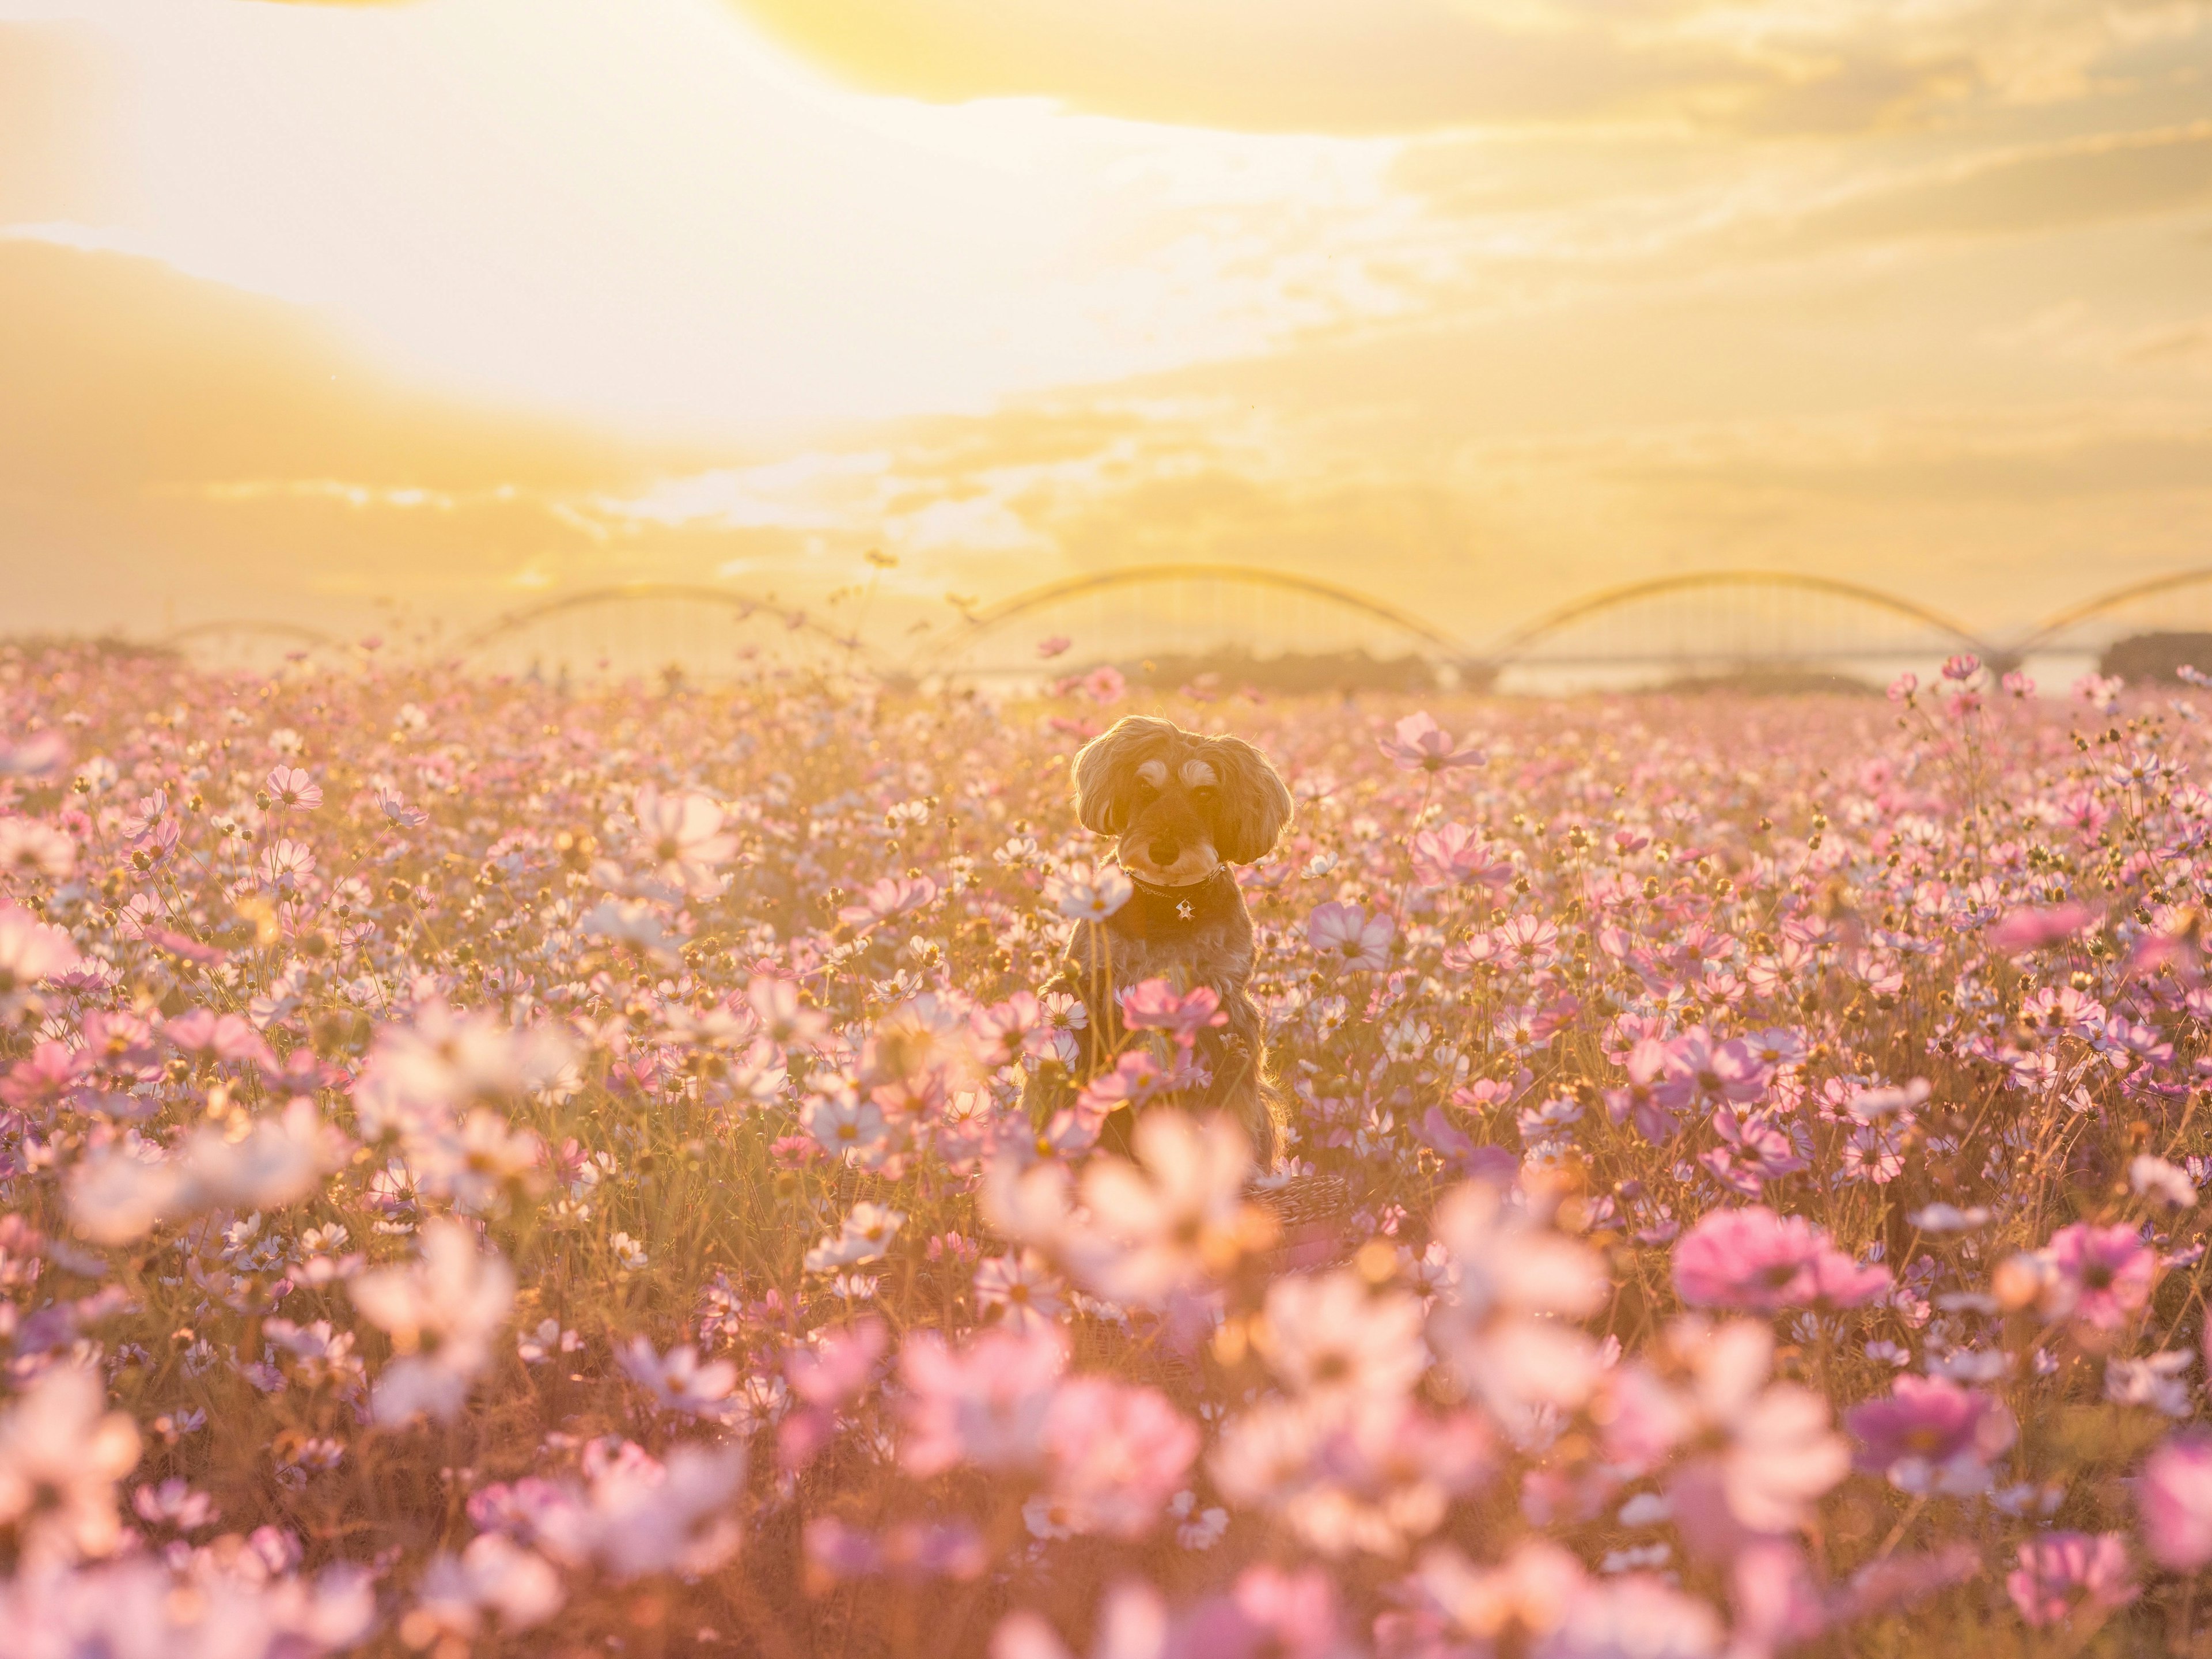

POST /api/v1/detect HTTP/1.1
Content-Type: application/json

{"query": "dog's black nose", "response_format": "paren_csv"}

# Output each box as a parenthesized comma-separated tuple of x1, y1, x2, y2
(1148, 836, 1179, 866)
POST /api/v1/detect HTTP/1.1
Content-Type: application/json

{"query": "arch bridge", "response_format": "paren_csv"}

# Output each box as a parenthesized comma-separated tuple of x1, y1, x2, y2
(137, 563, 2212, 691)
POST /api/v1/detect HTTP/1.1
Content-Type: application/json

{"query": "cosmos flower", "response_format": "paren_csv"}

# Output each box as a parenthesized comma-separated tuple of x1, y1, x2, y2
(1308, 902, 1394, 972)
(630, 783, 736, 897)
(1376, 711, 1485, 774)
(1255, 1270, 1429, 1406)
(2137, 1433, 2212, 1570)
(0, 1365, 142, 1563)
(1672, 1207, 1887, 1313)
(1039, 1376, 1199, 1538)
(1846, 1375, 2017, 1496)
(1047, 863, 1133, 921)
(900, 1324, 1066, 1476)
(2005, 1532, 2136, 1628)
(350, 1219, 517, 1423)
(264, 765, 323, 810)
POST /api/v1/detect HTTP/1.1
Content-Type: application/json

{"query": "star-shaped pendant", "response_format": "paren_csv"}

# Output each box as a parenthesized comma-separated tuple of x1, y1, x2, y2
(1176, 899, 1195, 921)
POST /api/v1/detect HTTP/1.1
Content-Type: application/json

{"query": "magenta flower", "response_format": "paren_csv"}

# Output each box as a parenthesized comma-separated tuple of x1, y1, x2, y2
(2005, 1532, 2135, 1628)
(838, 874, 938, 929)
(899, 1326, 1065, 1477)
(1118, 979, 1228, 1046)
(1672, 1207, 1820, 1310)
(1038, 1374, 1198, 1537)
(1986, 900, 2098, 955)
(1410, 821, 1514, 888)
(2138, 1433, 2212, 1570)
(1376, 711, 1484, 774)
(2043, 1222, 2157, 1332)
(1846, 1375, 2016, 1495)
(1309, 902, 1394, 972)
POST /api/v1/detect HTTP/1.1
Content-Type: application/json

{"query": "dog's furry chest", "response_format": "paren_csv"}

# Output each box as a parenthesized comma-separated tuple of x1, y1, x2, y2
(1067, 900, 1254, 994)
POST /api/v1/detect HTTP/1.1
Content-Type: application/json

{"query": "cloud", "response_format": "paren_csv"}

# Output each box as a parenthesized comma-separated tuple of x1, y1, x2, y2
(0, 239, 689, 630)
(725, 0, 2201, 137)
(1779, 122, 2212, 251)
(0, 22, 122, 222)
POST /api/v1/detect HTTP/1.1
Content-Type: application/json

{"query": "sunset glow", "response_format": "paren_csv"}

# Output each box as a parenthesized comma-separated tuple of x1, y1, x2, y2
(2, 0, 2210, 639)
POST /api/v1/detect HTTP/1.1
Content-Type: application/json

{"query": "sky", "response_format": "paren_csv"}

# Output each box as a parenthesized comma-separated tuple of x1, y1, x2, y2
(1, 0, 2210, 655)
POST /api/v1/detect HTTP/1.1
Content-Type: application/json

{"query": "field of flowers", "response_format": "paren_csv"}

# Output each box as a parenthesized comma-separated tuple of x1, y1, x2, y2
(2, 638, 2211, 1657)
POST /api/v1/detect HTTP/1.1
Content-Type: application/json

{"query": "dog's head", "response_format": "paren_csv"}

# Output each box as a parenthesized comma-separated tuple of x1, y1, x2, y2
(1071, 715, 1294, 887)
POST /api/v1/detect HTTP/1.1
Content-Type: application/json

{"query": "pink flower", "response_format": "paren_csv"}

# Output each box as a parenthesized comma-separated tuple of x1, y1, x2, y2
(2138, 1433, 2212, 1571)
(2005, 1532, 2135, 1628)
(1309, 902, 1394, 971)
(1118, 979, 1227, 1045)
(0, 1365, 142, 1563)
(1672, 1207, 1889, 1314)
(838, 874, 937, 929)
(1941, 653, 1982, 682)
(2043, 1222, 2157, 1332)
(1887, 672, 1917, 702)
(1987, 902, 2097, 955)
(1846, 1375, 2016, 1495)
(0, 731, 68, 778)
(264, 765, 323, 810)
(900, 1325, 1066, 1476)
(0, 903, 81, 990)
(1082, 665, 1126, 705)
(1036, 635, 1071, 659)
(259, 837, 316, 891)
(1376, 711, 1485, 774)
(1411, 822, 1514, 888)
(1672, 1207, 1816, 1311)
(1039, 1376, 1198, 1537)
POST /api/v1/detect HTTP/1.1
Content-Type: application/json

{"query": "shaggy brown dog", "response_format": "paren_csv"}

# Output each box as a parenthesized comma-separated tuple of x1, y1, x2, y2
(1025, 715, 1295, 1164)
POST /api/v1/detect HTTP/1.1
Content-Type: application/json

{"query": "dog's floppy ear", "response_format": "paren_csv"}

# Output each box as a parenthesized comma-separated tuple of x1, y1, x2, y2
(1206, 735, 1294, 864)
(1071, 715, 1175, 836)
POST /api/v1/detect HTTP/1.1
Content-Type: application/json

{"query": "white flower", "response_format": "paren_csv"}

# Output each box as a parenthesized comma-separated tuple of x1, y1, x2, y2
(351, 1219, 516, 1423)
(0, 1365, 141, 1563)
(579, 899, 683, 964)
(619, 1338, 740, 1420)
(406, 1533, 564, 1643)
(2130, 1154, 2198, 1210)
(1907, 1203, 1991, 1232)
(1059, 1113, 1256, 1308)
(1046, 863, 1132, 922)
(631, 784, 736, 898)
(530, 1445, 748, 1581)
(2106, 1350, 2195, 1417)
(1255, 1270, 1429, 1404)
(1425, 1181, 1608, 1437)
(805, 1202, 903, 1273)
(67, 1141, 189, 1245)
(611, 1231, 650, 1272)
(974, 1251, 1068, 1332)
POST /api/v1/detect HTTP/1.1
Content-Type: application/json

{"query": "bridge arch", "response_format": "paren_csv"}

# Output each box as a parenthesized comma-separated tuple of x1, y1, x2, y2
(916, 563, 1472, 687)
(1477, 570, 1995, 687)
(2012, 567, 2212, 656)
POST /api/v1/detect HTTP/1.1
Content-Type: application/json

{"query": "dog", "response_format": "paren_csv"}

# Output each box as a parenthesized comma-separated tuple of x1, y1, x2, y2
(1025, 714, 1295, 1165)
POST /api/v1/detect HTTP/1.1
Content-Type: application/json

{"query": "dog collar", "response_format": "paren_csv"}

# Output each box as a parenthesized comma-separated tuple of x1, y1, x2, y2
(1112, 868, 1238, 938)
